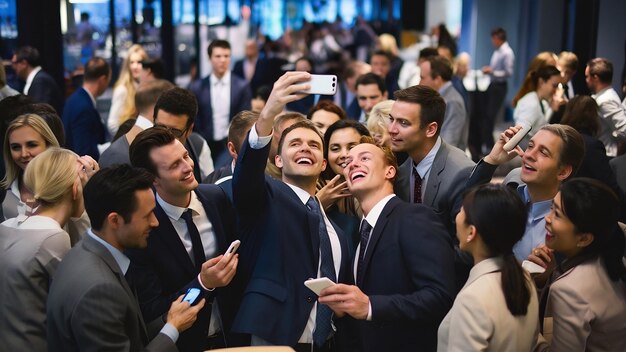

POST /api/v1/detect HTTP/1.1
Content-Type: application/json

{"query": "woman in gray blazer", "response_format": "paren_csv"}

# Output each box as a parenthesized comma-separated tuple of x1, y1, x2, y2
(438, 184, 539, 351)
(530, 178, 626, 351)
(0, 148, 90, 351)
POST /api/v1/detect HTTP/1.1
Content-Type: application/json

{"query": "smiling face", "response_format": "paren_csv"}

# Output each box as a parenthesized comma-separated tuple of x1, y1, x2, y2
(327, 127, 362, 176)
(520, 129, 568, 190)
(343, 143, 395, 198)
(9, 126, 48, 171)
(311, 110, 341, 136)
(150, 139, 198, 199)
(114, 188, 159, 250)
(275, 127, 326, 185)
(544, 192, 590, 258)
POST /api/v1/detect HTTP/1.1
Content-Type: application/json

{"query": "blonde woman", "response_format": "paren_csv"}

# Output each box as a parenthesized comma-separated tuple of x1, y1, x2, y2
(2, 114, 96, 244)
(367, 100, 393, 147)
(107, 44, 147, 135)
(0, 148, 86, 350)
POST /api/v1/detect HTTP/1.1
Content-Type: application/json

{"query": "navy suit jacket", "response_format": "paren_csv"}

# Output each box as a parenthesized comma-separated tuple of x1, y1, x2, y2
(189, 75, 252, 142)
(28, 69, 64, 114)
(346, 196, 455, 352)
(230, 135, 352, 346)
(126, 185, 237, 352)
(62, 87, 106, 159)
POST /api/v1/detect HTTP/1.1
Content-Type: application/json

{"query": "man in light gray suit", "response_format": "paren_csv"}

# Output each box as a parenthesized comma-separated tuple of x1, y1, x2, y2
(47, 165, 204, 352)
(388, 85, 475, 291)
(419, 55, 468, 151)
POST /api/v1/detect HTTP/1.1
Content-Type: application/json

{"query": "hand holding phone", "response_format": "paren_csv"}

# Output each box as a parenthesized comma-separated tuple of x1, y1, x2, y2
(300, 74, 337, 95)
(304, 277, 336, 296)
(224, 240, 240, 257)
(182, 287, 202, 305)
(503, 124, 532, 152)
(522, 260, 546, 274)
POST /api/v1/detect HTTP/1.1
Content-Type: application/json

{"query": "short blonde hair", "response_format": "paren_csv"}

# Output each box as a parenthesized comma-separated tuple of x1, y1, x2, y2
(2, 114, 60, 188)
(24, 147, 78, 206)
(367, 100, 394, 134)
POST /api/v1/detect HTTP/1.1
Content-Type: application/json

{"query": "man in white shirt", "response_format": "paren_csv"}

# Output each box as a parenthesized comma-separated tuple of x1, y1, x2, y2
(585, 57, 626, 157)
(11, 45, 63, 113)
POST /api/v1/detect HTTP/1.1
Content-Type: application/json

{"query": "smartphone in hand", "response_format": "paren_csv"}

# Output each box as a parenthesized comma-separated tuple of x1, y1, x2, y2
(183, 287, 202, 305)
(300, 74, 337, 95)
(304, 277, 336, 296)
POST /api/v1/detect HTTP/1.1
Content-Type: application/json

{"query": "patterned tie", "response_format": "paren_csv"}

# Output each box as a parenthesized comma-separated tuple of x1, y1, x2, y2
(357, 219, 372, 286)
(413, 167, 423, 204)
(306, 196, 336, 347)
(181, 209, 206, 271)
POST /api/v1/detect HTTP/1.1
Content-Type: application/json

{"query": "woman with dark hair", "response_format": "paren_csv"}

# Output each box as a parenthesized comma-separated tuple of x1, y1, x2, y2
(529, 178, 626, 351)
(513, 65, 562, 142)
(438, 184, 539, 351)
(307, 100, 346, 136)
(317, 119, 370, 254)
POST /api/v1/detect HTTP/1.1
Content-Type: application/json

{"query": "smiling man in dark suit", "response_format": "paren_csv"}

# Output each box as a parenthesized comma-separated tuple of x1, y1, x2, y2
(128, 127, 239, 351)
(189, 39, 252, 167)
(230, 71, 352, 351)
(318, 138, 455, 352)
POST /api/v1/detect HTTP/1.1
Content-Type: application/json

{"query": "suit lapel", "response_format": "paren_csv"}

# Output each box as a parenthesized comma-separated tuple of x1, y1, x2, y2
(194, 188, 227, 251)
(153, 201, 197, 276)
(394, 159, 412, 202)
(360, 197, 401, 284)
(424, 142, 447, 206)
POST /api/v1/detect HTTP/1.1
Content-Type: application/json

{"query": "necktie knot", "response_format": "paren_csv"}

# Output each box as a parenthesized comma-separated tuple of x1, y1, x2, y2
(307, 196, 320, 214)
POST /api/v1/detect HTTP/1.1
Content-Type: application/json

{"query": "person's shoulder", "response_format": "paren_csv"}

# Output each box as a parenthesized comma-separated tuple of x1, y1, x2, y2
(440, 142, 475, 169)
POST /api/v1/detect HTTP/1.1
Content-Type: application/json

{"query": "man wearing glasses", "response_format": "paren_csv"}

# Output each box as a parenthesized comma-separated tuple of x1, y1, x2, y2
(11, 46, 63, 114)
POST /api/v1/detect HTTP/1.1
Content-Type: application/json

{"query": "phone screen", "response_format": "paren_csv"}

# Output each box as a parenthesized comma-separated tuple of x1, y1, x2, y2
(183, 288, 201, 305)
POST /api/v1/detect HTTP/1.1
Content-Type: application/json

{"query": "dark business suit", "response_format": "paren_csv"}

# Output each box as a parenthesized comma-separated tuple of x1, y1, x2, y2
(348, 196, 455, 352)
(27, 69, 64, 114)
(230, 135, 352, 346)
(188, 74, 252, 144)
(233, 59, 262, 94)
(126, 185, 236, 351)
(204, 163, 234, 201)
(62, 87, 106, 159)
(47, 234, 176, 352)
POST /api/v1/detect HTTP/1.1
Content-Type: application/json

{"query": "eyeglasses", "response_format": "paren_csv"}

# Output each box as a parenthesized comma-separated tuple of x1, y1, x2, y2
(154, 124, 188, 138)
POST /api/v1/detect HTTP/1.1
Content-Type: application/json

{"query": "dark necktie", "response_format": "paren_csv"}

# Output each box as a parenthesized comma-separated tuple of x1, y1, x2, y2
(306, 197, 335, 347)
(181, 209, 206, 271)
(357, 219, 372, 286)
(413, 168, 423, 204)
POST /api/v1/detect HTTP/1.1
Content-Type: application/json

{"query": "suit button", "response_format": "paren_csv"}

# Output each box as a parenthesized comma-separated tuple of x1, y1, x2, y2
(306, 296, 313, 302)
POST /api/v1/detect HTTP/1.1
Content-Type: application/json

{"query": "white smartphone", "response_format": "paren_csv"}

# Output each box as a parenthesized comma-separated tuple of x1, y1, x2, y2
(224, 240, 241, 257)
(301, 74, 337, 95)
(503, 125, 532, 152)
(521, 260, 546, 274)
(183, 287, 201, 305)
(304, 277, 335, 296)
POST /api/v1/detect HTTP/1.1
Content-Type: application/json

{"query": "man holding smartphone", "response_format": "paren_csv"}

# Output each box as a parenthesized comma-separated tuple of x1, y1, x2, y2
(128, 127, 239, 351)
(47, 165, 204, 351)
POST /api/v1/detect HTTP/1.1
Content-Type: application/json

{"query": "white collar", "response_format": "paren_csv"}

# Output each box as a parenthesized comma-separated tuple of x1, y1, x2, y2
(83, 87, 97, 107)
(210, 71, 231, 86)
(1, 214, 62, 230)
(362, 194, 395, 228)
(24, 66, 42, 94)
(284, 183, 314, 205)
(156, 191, 203, 221)
(134, 115, 154, 130)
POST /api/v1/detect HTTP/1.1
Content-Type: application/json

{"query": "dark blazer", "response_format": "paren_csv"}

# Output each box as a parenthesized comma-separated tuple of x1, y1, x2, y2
(204, 164, 234, 201)
(233, 59, 261, 94)
(47, 234, 176, 352)
(28, 69, 64, 114)
(230, 135, 352, 346)
(189, 74, 252, 142)
(347, 197, 455, 352)
(62, 87, 106, 159)
(126, 185, 236, 352)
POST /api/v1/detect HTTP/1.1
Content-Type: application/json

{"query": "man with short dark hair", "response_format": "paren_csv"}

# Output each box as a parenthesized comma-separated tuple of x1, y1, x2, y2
(419, 56, 468, 150)
(370, 50, 399, 95)
(128, 127, 238, 351)
(62, 56, 111, 159)
(47, 165, 204, 351)
(585, 57, 626, 157)
(190, 39, 252, 167)
(11, 46, 63, 113)
(355, 73, 388, 123)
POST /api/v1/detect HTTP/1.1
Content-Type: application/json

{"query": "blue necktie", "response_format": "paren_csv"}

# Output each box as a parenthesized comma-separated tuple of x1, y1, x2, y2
(306, 196, 335, 347)
(357, 219, 372, 286)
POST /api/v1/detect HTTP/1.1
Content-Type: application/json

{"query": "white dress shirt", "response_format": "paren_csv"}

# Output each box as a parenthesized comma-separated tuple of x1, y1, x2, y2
(210, 72, 231, 141)
(592, 87, 626, 157)
(23, 66, 42, 94)
(489, 41, 514, 81)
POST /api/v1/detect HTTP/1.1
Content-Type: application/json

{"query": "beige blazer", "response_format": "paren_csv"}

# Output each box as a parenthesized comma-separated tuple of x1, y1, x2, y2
(438, 257, 539, 351)
(542, 257, 626, 352)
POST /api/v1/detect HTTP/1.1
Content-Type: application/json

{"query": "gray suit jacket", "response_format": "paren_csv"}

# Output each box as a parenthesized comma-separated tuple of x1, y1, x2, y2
(47, 234, 176, 352)
(0, 225, 70, 351)
(440, 83, 469, 151)
(394, 140, 475, 237)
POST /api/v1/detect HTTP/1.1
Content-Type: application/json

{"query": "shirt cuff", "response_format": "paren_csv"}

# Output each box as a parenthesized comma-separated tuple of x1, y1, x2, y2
(160, 322, 179, 342)
(249, 123, 273, 149)
(366, 302, 373, 321)
(197, 273, 215, 291)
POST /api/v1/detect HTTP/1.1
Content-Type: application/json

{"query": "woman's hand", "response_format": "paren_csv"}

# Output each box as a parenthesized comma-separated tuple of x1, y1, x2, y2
(77, 155, 99, 187)
(317, 174, 351, 210)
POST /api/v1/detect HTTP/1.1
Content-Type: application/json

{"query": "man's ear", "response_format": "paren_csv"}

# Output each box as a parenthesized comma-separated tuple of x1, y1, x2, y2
(425, 122, 438, 138)
(557, 164, 573, 181)
(275, 155, 283, 169)
(227, 141, 238, 159)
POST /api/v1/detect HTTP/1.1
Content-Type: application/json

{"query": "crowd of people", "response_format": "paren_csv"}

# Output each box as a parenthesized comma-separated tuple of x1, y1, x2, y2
(1, 18, 626, 352)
